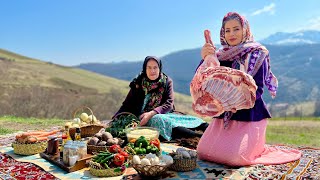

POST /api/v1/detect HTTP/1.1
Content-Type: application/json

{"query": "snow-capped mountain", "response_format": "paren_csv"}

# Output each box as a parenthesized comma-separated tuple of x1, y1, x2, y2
(261, 30, 320, 45)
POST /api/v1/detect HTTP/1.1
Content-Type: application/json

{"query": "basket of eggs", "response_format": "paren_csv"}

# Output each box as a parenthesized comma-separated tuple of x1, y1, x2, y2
(131, 153, 173, 177)
(169, 147, 198, 172)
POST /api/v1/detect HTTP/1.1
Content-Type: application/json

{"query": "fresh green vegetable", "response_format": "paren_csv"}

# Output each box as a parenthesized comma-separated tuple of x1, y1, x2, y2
(146, 145, 152, 153)
(134, 143, 146, 154)
(127, 142, 135, 148)
(150, 144, 159, 154)
(100, 154, 115, 163)
(134, 136, 149, 148)
(106, 114, 139, 139)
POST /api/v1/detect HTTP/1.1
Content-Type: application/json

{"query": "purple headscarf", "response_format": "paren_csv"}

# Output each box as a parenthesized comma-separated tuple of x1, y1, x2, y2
(216, 12, 278, 98)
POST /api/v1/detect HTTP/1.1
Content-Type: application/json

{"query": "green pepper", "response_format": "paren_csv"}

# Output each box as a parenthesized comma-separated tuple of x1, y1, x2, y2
(140, 147, 146, 154)
(134, 136, 149, 148)
(134, 143, 146, 154)
(127, 142, 135, 148)
(146, 145, 152, 153)
(150, 144, 159, 154)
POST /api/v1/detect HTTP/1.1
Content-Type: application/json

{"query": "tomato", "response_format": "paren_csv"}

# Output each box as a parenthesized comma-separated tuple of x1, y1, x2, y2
(150, 138, 161, 149)
(119, 150, 129, 160)
(109, 144, 121, 153)
(113, 153, 125, 166)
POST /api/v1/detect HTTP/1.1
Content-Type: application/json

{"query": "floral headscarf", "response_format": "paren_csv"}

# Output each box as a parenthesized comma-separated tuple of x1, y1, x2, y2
(133, 56, 167, 113)
(216, 12, 278, 98)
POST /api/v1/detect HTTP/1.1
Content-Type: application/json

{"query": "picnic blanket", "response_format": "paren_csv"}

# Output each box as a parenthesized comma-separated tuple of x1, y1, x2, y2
(0, 144, 319, 180)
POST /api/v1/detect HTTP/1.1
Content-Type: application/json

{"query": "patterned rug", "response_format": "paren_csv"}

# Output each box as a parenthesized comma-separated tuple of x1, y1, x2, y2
(123, 145, 320, 180)
(0, 153, 58, 180)
(0, 144, 319, 180)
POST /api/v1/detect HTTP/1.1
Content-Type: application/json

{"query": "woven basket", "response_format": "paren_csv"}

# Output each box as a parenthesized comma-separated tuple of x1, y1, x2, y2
(87, 145, 110, 154)
(12, 140, 47, 155)
(87, 138, 124, 154)
(69, 106, 105, 140)
(132, 164, 169, 177)
(89, 161, 126, 177)
(170, 157, 197, 172)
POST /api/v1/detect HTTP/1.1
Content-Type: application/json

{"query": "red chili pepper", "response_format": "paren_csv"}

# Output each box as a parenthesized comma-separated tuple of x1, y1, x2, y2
(109, 144, 121, 153)
(150, 138, 161, 149)
(113, 153, 125, 166)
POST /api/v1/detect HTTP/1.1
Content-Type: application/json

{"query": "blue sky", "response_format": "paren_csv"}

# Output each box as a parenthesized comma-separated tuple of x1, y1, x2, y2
(1, 1, 320, 66)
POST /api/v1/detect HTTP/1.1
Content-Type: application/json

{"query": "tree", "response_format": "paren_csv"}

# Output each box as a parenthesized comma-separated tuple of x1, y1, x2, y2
(314, 101, 320, 116)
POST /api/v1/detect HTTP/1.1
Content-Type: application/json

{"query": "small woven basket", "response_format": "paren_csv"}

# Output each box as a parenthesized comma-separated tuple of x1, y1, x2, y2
(87, 139, 124, 154)
(132, 164, 169, 177)
(89, 161, 126, 177)
(12, 140, 47, 155)
(69, 106, 105, 140)
(87, 145, 110, 154)
(169, 157, 197, 172)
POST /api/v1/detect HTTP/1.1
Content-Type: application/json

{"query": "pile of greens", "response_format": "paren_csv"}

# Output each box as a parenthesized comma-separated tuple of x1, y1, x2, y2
(106, 113, 140, 139)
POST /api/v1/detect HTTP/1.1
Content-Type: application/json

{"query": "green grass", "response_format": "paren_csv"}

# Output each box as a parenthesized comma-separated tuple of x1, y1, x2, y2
(0, 127, 15, 135)
(270, 116, 320, 121)
(266, 123, 320, 147)
(0, 116, 66, 135)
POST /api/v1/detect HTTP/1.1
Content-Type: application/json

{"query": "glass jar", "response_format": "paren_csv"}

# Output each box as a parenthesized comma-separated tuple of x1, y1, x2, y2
(63, 144, 71, 165)
(68, 144, 79, 166)
(47, 135, 59, 155)
(78, 141, 87, 159)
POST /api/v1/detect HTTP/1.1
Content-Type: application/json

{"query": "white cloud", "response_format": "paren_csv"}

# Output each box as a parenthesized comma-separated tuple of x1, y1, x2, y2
(251, 3, 275, 16)
(306, 17, 320, 30)
(296, 16, 320, 31)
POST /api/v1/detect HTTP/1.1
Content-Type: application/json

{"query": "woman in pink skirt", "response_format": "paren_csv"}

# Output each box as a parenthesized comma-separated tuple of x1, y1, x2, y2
(195, 12, 301, 166)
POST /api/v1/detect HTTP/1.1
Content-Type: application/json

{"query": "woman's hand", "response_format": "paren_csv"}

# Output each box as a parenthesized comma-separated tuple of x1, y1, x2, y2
(139, 111, 157, 126)
(201, 43, 216, 60)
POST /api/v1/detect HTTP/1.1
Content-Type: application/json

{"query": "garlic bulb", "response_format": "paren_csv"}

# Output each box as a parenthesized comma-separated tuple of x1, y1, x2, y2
(132, 155, 141, 164)
(141, 158, 151, 166)
(161, 155, 173, 165)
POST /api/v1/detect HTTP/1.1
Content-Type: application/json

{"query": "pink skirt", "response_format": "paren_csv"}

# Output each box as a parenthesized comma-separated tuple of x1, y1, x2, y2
(197, 119, 301, 166)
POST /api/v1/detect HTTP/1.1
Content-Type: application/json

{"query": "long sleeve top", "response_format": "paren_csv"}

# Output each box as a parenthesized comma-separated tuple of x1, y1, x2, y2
(113, 75, 174, 119)
(196, 50, 271, 122)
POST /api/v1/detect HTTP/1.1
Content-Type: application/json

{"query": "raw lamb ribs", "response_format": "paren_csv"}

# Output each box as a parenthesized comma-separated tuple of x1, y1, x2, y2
(190, 30, 257, 117)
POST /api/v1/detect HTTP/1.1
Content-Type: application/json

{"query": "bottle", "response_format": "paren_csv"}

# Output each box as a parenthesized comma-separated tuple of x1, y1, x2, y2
(74, 127, 81, 141)
(63, 125, 72, 144)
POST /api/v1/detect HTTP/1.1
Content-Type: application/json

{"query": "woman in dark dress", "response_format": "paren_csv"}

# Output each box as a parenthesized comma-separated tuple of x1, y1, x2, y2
(114, 56, 208, 141)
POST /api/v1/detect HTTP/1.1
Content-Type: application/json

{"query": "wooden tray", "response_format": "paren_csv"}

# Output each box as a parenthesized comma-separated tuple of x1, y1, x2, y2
(40, 152, 93, 173)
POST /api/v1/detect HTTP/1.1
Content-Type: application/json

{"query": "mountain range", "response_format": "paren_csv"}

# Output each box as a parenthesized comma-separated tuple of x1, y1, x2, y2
(260, 30, 320, 45)
(76, 30, 320, 105)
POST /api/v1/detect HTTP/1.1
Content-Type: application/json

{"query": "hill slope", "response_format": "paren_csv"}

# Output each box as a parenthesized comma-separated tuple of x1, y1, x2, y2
(0, 49, 194, 119)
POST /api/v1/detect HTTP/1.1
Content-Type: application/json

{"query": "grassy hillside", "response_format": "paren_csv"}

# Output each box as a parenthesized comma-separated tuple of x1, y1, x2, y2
(0, 48, 194, 119)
